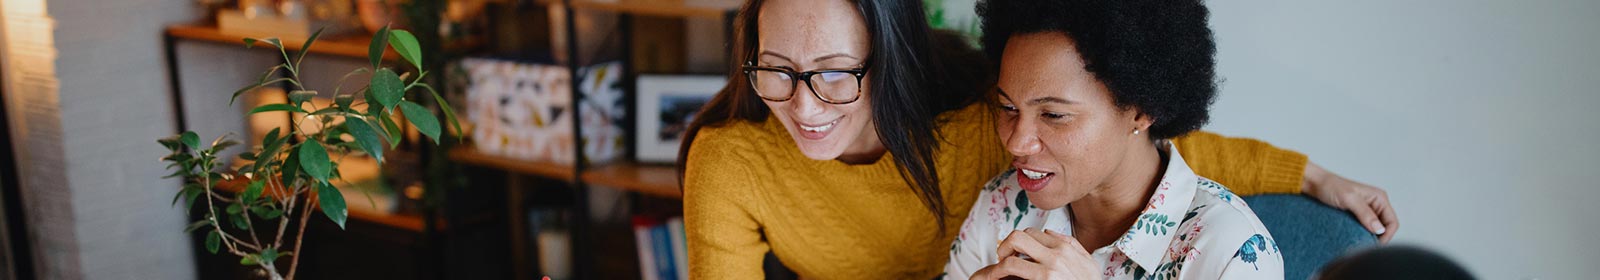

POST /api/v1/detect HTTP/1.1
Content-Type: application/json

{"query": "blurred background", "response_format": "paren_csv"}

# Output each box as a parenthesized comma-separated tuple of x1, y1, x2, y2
(0, 0, 1594, 279)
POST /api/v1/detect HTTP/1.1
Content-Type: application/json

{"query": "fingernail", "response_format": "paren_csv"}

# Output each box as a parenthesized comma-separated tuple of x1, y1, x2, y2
(1370, 222, 1386, 235)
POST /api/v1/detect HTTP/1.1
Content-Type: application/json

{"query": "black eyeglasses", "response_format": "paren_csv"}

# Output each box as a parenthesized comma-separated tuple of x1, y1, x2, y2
(742, 62, 869, 104)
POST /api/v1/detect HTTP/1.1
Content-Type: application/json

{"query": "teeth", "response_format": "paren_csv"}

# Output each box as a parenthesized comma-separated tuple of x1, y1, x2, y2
(801, 120, 837, 132)
(1020, 169, 1049, 180)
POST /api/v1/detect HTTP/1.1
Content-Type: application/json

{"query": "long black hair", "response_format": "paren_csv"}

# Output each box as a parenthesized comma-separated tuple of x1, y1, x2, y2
(678, 0, 992, 231)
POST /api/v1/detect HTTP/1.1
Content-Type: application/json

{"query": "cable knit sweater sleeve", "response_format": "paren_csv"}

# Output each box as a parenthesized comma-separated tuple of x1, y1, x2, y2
(1174, 131, 1309, 195)
(683, 125, 769, 280)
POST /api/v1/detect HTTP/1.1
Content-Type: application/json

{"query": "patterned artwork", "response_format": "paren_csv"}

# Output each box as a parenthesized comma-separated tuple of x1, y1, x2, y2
(460, 58, 625, 165)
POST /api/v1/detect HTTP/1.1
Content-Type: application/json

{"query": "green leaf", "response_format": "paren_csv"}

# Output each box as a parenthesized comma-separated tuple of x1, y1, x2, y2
(281, 149, 301, 186)
(307, 107, 344, 116)
(205, 230, 221, 254)
(184, 188, 202, 212)
(230, 65, 284, 105)
(158, 135, 183, 150)
(345, 118, 385, 162)
(316, 181, 348, 229)
(380, 113, 402, 148)
(335, 94, 355, 109)
(368, 25, 391, 68)
(240, 255, 258, 265)
(209, 134, 240, 154)
(259, 208, 283, 219)
(288, 90, 318, 106)
(260, 247, 279, 264)
(242, 37, 283, 49)
(369, 68, 404, 111)
(255, 128, 284, 170)
(242, 180, 265, 204)
(363, 88, 380, 116)
(248, 104, 308, 115)
(419, 84, 462, 139)
(387, 29, 423, 69)
(180, 131, 200, 149)
(184, 219, 211, 233)
(230, 213, 249, 229)
(226, 204, 243, 215)
(398, 101, 441, 144)
(295, 28, 325, 66)
(170, 187, 187, 206)
(297, 141, 332, 183)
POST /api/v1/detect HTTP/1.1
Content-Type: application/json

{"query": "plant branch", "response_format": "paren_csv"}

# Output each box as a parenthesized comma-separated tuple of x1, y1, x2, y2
(284, 192, 315, 280)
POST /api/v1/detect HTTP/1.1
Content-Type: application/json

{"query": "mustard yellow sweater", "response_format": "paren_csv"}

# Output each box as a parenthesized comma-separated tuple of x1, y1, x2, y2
(683, 104, 1307, 279)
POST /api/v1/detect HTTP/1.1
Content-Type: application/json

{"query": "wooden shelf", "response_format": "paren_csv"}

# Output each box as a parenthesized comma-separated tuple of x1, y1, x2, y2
(583, 162, 681, 199)
(448, 146, 682, 198)
(166, 24, 485, 61)
(540, 0, 738, 19)
(447, 146, 577, 182)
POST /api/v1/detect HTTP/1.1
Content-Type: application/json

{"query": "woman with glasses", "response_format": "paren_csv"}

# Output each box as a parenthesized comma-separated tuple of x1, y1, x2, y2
(679, 0, 1396, 279)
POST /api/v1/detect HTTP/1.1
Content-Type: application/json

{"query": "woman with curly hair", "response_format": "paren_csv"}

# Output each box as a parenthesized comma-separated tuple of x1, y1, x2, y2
(947, 0, 1288, 279)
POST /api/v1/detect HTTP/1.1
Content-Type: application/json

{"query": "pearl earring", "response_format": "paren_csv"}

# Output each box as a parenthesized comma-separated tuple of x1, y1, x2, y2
(1133, 129, 1141, 135)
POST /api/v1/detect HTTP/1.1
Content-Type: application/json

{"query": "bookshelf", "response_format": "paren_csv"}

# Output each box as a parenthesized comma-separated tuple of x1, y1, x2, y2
(163, 0, 737, 278)
(446, 0, 736, 279)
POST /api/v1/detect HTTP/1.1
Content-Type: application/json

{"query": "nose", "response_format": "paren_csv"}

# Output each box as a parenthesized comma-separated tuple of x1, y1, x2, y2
(1004, 118, 1042, 157)
(788, 84, 828, 117)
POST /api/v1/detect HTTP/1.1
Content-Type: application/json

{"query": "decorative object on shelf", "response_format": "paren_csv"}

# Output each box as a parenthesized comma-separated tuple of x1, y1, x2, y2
(576, 61, 627, 165)
(219, 0, 359, 38)
(197, 0, 236, 23)
(158, 27, 460, 280)
(357, 0, 405, 33)
(634, 75, 723, 163)
(530, 209, 573, 280)
(461, 58, 574, 163)
(460, 59, 627, 165)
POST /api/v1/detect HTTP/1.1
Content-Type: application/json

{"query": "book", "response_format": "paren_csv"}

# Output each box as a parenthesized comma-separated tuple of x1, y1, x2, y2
(633, 216, 660, 280)
(651, 222, 677, 280)
(666, 217, 688, 280)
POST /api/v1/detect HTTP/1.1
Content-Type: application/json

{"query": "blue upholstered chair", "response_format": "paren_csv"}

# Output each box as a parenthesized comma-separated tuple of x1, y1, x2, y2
(1241, 194, 1379, 280)
(764, 194, 1380, 280)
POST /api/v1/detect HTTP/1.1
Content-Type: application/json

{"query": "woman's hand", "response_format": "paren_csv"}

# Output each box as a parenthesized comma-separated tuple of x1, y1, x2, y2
(1303, 161, 1399, 243)
(971, 228, 1101, 280)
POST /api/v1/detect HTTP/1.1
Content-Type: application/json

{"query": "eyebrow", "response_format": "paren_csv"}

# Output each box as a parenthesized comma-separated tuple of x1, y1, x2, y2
(996, 87, 1076, 105)
(758, 51, 793, 63)
(812, 53, 861, 63)
(759, 51, 861, 64)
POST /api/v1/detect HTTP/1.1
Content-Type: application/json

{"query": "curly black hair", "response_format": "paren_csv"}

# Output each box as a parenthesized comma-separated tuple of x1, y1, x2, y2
(978, 0, 1218, 139)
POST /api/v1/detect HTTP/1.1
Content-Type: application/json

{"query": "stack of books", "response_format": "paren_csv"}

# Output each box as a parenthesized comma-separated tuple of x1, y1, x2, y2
(633, 216, 687, 280)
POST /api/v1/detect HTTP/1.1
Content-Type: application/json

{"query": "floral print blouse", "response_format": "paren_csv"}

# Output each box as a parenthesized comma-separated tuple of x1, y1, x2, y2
(944, 145, 1284, 279)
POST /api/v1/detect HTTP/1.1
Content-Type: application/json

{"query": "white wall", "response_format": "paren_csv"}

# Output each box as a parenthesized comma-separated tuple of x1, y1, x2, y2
(0, 0, 202, 278)
(1205, 1, 1600, 279)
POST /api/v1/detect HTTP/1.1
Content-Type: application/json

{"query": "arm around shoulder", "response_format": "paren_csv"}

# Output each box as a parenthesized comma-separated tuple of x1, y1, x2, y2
(1174, 131, 1308, 196)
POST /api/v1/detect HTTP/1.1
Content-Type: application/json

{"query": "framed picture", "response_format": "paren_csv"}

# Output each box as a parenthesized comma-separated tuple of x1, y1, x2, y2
(636, 75, 725, 163)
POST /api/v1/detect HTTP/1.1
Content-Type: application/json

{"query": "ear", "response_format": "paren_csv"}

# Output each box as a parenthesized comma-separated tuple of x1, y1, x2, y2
(1131, 110, 1155, 135)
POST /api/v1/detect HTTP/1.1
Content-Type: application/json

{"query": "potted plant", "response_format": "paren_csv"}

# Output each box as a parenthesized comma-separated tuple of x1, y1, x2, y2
(157, 26, 460, 280)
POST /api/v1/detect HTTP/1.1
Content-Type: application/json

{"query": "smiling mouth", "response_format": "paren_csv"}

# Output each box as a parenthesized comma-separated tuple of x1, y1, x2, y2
(1020, 168, 1053, 180)
(799, 118, 840, 133)
(1015, 166, 1055, 192)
